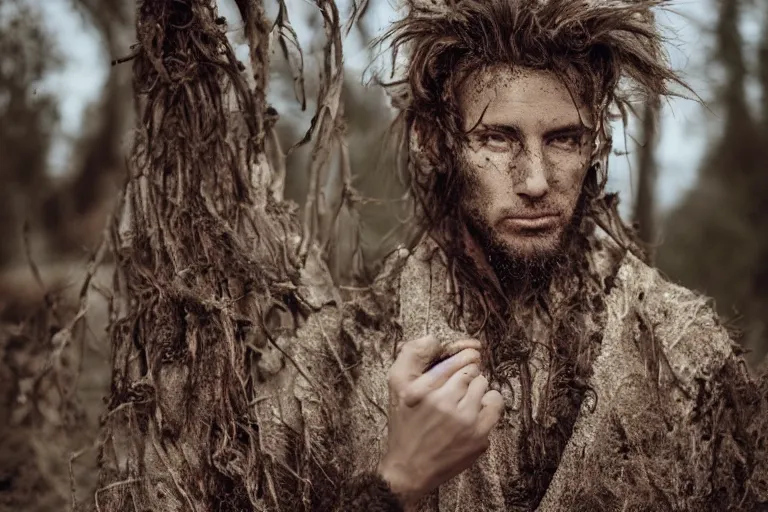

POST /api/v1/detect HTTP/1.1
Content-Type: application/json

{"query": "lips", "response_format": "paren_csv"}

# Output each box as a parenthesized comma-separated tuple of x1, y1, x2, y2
(499, 214, 560, 231)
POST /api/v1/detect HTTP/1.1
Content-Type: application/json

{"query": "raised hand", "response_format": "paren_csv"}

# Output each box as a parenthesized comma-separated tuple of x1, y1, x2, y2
(378, 335, 505, 505)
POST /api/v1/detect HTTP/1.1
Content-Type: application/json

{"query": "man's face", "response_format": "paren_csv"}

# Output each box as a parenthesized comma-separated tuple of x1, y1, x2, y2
(458, 66, 594, 267)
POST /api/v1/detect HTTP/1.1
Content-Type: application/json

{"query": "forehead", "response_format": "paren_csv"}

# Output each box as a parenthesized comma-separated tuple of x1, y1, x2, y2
(459, 66, 594, 130)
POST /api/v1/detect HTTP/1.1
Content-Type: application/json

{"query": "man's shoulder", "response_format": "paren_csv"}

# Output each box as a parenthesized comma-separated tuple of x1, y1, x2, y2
(609, 247, 739, 390)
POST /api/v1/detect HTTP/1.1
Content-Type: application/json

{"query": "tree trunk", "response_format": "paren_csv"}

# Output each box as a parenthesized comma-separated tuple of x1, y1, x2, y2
(70, 0, 135, 217)
(761, 4, 768, 129)
(633, 96, 660, 260)
(745, 4, 768, 368)
(656, 0, 763, 356)
(95, 1, 303, 509)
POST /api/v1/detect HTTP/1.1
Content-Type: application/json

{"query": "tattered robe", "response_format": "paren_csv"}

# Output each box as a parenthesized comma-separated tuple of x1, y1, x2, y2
(255, 238, 767, 511)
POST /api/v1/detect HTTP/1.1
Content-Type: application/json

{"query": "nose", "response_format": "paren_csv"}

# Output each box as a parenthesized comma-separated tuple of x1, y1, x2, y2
(513, 147, 549, 199)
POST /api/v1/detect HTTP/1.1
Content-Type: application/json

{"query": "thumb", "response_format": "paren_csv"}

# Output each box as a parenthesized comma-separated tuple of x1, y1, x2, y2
(389, 335, 442, 389)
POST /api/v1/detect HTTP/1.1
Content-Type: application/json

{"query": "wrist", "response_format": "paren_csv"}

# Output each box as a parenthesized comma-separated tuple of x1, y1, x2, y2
(377, 459, 422, 505)
(341, 471, 405, 512)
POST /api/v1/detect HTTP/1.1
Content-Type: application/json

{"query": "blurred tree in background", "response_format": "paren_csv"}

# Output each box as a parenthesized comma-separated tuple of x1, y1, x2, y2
(632, 96, 661, 260)
(657, 0, 768, 366)
(0, 0, 61, 266)
(40, 0, 135, 255)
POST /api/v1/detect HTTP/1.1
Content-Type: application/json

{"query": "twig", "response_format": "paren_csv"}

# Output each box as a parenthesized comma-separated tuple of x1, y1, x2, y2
(23, 220, 62, 324)
(95, 478, 140, 512)
(318, 321, 372, 418)
(69, 444, 94, 511)
(112, 50, 139, 66)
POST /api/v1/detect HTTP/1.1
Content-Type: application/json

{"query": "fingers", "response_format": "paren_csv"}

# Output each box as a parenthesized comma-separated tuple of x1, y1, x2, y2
(388, 335, 442, 391)
(475, 390, 504, 436)
(432, 363, 481, 403)
(433, 338, 483, 368)
(457, 374, 489, 414)
(402, 349, 481, 407)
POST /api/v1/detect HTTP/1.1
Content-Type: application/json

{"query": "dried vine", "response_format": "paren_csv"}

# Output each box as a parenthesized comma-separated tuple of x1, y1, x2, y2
(96, 0, 304, 510)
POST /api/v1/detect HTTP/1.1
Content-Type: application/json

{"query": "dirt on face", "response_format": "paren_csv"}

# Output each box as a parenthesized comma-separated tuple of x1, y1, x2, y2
(458, 66, 594, 266)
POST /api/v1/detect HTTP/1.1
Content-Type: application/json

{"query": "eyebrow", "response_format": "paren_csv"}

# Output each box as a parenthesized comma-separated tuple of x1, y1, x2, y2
(472, 122, 589, 139)
(545, 123, 589, 139)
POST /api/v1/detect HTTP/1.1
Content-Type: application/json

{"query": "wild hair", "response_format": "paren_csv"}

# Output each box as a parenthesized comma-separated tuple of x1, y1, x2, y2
(380, 1, 690, 507)
(377, 0, 695, 333)
(384, 0, 686, 254)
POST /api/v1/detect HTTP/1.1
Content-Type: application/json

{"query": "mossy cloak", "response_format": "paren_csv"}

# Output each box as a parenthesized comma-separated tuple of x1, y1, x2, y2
(256, 238, 767, 511)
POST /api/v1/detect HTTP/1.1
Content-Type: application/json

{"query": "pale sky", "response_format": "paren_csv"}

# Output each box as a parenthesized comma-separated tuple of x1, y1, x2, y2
(33, 0, 763, 217)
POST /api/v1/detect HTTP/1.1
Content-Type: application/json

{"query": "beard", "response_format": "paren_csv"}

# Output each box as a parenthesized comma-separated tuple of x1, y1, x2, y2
(462, 198, 585, 298)
(454, 150, 592, 297)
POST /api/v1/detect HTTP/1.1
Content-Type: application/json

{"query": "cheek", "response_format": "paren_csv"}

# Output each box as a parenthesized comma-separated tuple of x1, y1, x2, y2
(460, 150, 514, 209)
(463, 148, 514, 188)
(465, 147, 506, 172)
(547, 151, 590, 194)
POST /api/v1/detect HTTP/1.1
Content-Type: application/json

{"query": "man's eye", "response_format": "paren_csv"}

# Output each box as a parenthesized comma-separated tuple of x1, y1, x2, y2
(550, 135, 582, 150)
(478, 133, 511, 150)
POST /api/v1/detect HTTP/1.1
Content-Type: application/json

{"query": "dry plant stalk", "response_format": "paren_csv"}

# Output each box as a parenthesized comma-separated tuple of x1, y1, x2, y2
(0, 231, 106, 511)
(96, 0, 307, 509)
(296, 0, 345, 262)
(292, 0, 367, 284)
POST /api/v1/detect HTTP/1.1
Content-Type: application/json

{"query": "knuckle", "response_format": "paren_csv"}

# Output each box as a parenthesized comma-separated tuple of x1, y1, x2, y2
(422, 391, 442, 409)
(396, 388, 412, 404)
(412, 334, 438, 354)
(395, 347, 413, 364)
(462, 348, 481, 362)
(465, 363, 480, 376)
(436, 400, 454, 417)
(456, 412, 476, 429)
(484, 389, 503, 406)
(400, 381, 426, 404)
(432, 397, 456, 417)
(387, 371, 397, 386)
(396, 340, 416, 358)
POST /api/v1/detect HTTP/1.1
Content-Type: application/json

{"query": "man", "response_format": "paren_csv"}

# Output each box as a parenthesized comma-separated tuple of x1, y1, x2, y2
(255, 0, 768, 510)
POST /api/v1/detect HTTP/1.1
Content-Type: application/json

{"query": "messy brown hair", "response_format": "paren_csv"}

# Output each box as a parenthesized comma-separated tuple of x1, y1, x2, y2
(380, 0, 692, 338)
(385, 0, 685, 256)
(381, 0, 689, 507)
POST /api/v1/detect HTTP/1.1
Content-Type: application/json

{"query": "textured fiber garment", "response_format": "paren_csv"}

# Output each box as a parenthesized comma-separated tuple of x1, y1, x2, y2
(255, 239, 766, 511)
